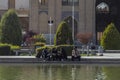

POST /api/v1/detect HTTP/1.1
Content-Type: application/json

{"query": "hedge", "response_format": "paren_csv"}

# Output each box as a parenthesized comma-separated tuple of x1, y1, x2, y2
(0, 46, 10, 55)
(36, 45, 73, 58)
(0, 43, 20, 55)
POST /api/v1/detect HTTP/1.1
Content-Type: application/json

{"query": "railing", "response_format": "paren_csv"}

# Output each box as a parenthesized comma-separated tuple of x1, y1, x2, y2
(13, 48, 33, 56)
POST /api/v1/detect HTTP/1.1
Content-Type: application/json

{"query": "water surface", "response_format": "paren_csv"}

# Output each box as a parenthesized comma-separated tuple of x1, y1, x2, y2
(0, 64, 119, 80)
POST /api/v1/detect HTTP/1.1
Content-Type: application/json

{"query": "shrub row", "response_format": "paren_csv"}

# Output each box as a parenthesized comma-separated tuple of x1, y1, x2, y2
(36, 45, 73, 57)
(56, 45, 73, 56)
(0, 46, 10, 55)
(0, 43, 20, 55)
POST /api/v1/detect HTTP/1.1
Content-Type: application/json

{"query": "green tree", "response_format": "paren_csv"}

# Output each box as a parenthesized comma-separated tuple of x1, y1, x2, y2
(100, 23, 120, 50)
(54, 21, 73, 45)
(0, 9, 22, 45)
(64, 16, 77, 36)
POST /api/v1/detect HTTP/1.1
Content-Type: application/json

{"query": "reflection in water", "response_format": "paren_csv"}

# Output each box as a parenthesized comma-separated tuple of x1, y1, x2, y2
(103, 66, 120, 80)
(95, 67, 106, 80)
(0, 64, 119, 80)
(71, 66, 76, 80)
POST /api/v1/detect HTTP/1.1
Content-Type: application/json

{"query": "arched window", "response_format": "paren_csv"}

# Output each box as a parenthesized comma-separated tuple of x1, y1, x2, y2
(15, 0, 29, 10)
(62, 0, 79, 6)
(0, 0, 8, 10)
(96, 2, 109, 13)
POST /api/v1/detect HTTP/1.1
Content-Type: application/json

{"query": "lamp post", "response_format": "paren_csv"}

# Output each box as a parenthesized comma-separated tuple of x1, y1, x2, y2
(72, 0, 75, 44)
(48, 17, 53, 45)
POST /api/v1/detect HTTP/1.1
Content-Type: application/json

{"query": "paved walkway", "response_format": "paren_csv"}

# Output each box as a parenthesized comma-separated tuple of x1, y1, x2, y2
(0, 53, 120, 64)
(82, 53, 120, 59)
(0, 53, 119, 59)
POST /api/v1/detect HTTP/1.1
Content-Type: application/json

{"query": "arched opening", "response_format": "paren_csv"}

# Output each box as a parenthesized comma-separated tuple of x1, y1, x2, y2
(96, 2, 110, 44)
(95, 0, 120, 44)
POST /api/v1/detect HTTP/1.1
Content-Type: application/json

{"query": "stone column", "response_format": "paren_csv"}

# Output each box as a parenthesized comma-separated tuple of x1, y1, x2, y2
(29, 0, 39, 33)
(85, 0, 96, 42)
(86, 0, 96, 33)
(79, 0, 86, 33)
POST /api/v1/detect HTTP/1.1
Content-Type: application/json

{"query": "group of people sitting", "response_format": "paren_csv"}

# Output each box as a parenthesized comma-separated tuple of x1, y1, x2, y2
(36, 47, 81, 61)
(36, 47, 67, 61)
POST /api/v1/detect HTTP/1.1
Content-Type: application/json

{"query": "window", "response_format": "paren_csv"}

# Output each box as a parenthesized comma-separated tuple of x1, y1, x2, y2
(15, 0, 29, 10)
(62, 0, 79, 6)
(39, 0, 47, 5)
(96, 2, 109, 13)
(0, 0, 8, 10)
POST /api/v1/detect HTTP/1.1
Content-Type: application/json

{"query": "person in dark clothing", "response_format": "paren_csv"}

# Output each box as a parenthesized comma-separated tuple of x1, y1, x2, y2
(57, 48, 67, 61)
(42, 48, 49, 60)
(61, 48, 67, 60)
(51, 48, 57, 61)
(57, 48, 62, 61)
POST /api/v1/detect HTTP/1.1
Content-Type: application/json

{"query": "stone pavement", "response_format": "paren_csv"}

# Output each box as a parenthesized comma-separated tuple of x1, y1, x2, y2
(0, 53, 120, 64)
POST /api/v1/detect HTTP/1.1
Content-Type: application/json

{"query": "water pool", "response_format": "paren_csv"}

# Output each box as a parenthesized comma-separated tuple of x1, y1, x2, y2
(0, 64, 119, 80)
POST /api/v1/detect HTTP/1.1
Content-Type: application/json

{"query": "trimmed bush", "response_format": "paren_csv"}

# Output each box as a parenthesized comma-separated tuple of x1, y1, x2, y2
(10, 45, 20, 50)
(54, 21, 73, 45)
(36, 47, 45, 58)
(33, 34, 46, 43)
(36, 46, 55, 58)
(0, 43, 20, 55)
(64, 16, 77, 36)
(36, 45, 73, 57)
(34, 42, 45, 47)
(34, 42, 45, 49)
(0, 9, 22, 45)
(101, 23, 120, 50)
(0, 46, 10, 55)
(57, 45, 73, 56)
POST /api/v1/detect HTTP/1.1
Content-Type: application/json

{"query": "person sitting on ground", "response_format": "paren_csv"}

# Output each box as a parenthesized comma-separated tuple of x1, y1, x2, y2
(61, 48, 67, 60)
(57, 48, 67, 61)
(51, 48, 57, 61)
(72, 47, 81, 61)
(42, 48, 49, 60)
(57, 48, 62, 61)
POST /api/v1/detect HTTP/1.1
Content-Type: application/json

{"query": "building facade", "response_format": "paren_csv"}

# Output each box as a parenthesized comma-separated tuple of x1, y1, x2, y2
(30, 0, 95, 34)
(0, 0, 97, 42)
(0, 0, 120, 44)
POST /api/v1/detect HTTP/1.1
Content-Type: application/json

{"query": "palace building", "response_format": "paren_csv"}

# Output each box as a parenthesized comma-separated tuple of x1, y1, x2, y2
(0, 0, 120, 43)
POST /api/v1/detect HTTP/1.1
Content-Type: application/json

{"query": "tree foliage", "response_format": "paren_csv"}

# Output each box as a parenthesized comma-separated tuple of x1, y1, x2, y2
(0, 9, 22, 45)
(54, 21, 73, 45)
(64, 16, 77, 36)
(100, 23, 120, 50)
